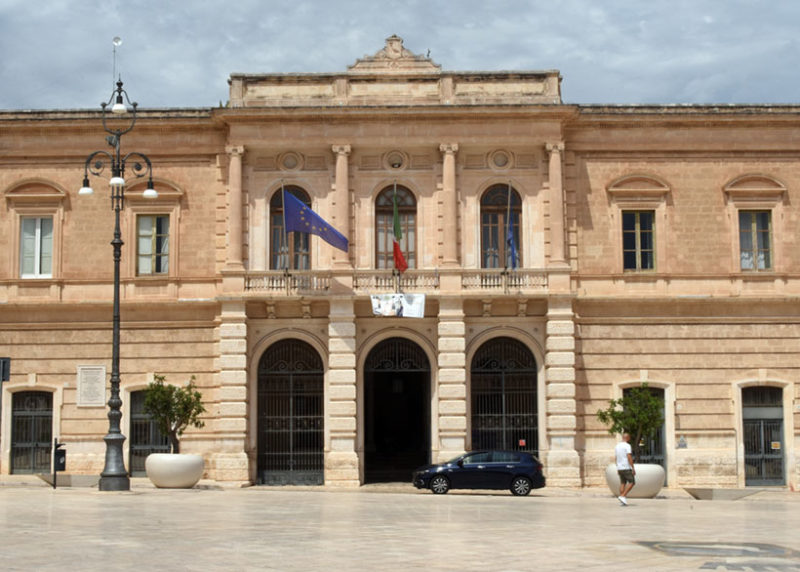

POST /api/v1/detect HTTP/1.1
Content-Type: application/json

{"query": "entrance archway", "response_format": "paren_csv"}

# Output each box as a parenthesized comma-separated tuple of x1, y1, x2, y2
(470, 337, 538, 454)
(257, 339, 324, 485)
(364, 337, 430, 482)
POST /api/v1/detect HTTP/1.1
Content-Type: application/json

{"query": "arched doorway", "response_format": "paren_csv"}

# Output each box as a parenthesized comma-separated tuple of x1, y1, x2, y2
(11, 391, 52, 474)
(257, 339, 324, 485)
(743, 386, 784, 486)
(364, 337, 430, 482)
(470, 337, 538, 454)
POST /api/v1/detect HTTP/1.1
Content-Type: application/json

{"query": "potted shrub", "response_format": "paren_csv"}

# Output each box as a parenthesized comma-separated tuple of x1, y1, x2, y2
(142, 374, 206, 488)
(596, 383, 666, 498)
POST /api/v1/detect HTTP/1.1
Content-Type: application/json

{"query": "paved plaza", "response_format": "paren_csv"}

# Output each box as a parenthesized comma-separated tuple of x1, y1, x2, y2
(0, 479, 798, 571)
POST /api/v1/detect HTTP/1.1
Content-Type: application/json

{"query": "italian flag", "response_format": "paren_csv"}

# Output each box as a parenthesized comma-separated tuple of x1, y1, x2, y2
(392, 190, 408, 273)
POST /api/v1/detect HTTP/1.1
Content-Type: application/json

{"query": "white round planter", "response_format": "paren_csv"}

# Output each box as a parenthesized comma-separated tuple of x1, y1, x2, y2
(604, 463, 665, 498)
(145, 453, 204, 488)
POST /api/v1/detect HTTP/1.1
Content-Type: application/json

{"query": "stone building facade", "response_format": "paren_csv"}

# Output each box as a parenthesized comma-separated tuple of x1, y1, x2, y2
(0, 36, 797, 489)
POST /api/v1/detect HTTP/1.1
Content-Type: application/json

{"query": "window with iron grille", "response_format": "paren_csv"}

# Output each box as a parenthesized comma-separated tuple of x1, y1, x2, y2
(622, 210, 655, 271)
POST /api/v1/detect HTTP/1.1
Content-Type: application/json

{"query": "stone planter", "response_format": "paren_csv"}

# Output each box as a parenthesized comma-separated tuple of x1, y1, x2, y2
(145, 453, 204, 488)
(604, 463, 665, 498)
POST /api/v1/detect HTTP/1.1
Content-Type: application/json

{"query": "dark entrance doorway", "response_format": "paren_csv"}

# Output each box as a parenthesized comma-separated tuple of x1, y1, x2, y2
(470, 337, 538, 454)
(11, 391, 52, 474)
(257, 339, 324, 485)
(743, 386, 784, 486)
(364, 338, 430, 483)
(129, 390, 169, 477)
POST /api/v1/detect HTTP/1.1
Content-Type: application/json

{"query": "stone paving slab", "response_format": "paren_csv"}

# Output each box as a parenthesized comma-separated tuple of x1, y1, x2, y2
(0, 481, 798, 570)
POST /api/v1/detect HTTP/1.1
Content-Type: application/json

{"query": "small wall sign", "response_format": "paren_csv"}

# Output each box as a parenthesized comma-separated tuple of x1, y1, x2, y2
(77, 366, 106, 407)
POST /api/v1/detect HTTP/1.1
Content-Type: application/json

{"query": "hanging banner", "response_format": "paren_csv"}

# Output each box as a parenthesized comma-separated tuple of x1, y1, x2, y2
(370, 294, 425, 318)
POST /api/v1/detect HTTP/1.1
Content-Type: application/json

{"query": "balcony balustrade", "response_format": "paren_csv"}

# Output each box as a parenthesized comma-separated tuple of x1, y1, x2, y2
(243, 268, 548, 296)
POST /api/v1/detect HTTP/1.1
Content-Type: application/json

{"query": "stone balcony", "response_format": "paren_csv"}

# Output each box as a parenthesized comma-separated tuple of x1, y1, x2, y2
(243, 268, 549, 297)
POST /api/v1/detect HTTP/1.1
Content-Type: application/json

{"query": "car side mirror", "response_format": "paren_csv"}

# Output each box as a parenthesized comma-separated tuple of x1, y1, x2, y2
(457, 460, 464, 467)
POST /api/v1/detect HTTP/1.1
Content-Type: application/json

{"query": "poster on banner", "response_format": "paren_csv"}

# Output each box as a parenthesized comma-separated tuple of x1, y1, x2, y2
(370, 294, 425, 318)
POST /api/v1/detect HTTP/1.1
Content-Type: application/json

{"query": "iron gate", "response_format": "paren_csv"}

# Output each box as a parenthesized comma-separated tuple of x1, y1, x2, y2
(11, 391, 52, 474)
(470, 337, 538, 454)
(257, 339, 324, 485)
(743, 386, 784, 486)
(129, 390, 169, 476)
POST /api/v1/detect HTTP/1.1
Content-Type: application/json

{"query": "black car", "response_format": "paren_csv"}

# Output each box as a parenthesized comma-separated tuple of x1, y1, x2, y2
(412, 450, 546, 496)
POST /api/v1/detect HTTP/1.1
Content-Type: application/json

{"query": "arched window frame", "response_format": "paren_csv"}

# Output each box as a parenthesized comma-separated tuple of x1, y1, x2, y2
(374, 185, 416, 270)
(480, 184, 522, 269)
(270, 186, 311, 270)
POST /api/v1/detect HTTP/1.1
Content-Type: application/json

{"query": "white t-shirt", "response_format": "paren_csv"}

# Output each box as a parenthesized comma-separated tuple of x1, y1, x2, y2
(615, 440, 632, 470)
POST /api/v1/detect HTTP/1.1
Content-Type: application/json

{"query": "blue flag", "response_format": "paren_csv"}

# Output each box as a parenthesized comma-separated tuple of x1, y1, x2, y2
(283, 190, 349, 252)
(506, 211, 518, 270)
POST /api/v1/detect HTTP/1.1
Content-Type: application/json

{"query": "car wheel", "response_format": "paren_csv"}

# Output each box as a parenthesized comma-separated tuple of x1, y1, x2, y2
(511, 476, 532, 496)
(430, 475, 450, 494)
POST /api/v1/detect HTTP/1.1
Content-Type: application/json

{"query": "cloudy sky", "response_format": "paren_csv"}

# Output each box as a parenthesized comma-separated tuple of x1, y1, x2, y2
(0, 0, 797, 110)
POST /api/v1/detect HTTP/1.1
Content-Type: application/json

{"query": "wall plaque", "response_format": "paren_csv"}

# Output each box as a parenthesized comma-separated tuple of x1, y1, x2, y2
(77, 366, 106, 407)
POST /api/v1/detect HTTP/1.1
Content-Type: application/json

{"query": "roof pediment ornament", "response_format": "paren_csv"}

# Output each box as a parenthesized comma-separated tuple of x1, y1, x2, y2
(348, 35, 441, 75)
(723, 174, 786, 202)
(606, 175, 671, 199)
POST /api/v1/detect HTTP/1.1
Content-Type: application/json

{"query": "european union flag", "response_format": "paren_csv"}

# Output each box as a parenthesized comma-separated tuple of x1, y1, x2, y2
(283, 190, 349, 252)
(506, 210, 518, 270)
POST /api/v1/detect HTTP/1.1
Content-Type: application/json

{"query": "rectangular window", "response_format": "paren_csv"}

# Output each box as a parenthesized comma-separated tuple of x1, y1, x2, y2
(20, 217, 53, 278)
(739, 210, 771, 271)
(622, 211, 655, 271)
(137, 215, 170, 275)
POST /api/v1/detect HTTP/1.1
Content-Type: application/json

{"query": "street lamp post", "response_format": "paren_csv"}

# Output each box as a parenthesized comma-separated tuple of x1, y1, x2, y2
(79, 79, 157, 491)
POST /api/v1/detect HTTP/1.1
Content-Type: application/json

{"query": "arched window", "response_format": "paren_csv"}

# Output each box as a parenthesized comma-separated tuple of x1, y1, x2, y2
(270, 186, 311, 270)
(375, 185, 416, 270)
(480, 184, 521, 268)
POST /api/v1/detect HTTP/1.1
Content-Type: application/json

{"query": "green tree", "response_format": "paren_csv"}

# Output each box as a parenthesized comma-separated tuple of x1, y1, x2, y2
(143, 374, 206, 454)
(596, 383, 664, 461)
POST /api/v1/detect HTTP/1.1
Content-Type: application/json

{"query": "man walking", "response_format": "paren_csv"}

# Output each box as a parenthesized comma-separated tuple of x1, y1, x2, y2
(615, 432, 635, 505)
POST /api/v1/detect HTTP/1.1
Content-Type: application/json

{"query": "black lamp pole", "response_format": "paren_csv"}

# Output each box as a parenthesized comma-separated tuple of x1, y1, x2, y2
(79, 79, 157, 491)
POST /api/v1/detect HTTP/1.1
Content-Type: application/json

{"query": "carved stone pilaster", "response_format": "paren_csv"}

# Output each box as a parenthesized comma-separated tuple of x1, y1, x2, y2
(225, 145, 245, 271)
(439, 143, 459, 267)
(331, 145, 352, 268)
(546, 142, 566, 265)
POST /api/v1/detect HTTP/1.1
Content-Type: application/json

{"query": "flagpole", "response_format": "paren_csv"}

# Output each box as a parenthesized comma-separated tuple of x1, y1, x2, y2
(281, 180, 289, 273)
(504, 181, 512, 271)
(392, 180, 398, 287)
